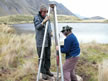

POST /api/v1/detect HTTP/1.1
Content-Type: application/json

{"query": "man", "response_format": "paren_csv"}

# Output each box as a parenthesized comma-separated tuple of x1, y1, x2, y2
(56, 25, 80, 81)
(33, 5, 53, 80)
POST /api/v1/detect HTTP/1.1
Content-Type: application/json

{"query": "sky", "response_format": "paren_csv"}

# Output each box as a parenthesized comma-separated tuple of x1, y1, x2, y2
(53, 0, 108, 18)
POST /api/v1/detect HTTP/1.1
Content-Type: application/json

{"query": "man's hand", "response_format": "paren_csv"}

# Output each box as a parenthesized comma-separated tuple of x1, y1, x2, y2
(51, 32, 53, 37)
(42, 16, 50, 25)
(56, 46, 59, 51)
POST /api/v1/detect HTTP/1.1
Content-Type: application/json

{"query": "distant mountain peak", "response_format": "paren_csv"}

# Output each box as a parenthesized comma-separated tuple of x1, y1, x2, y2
(90, 16, 105, 20)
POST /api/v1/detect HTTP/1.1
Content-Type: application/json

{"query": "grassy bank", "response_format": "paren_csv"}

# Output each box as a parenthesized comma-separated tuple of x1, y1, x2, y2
(0, 15, 34, 24)
(0, 24, 108, 81)
(104, 20, 108, 23)
(0, 15, 107, 24)
(78, 42, 108, 81)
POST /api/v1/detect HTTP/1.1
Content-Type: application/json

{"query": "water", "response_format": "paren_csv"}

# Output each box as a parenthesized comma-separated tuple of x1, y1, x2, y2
(12, 23, 108, 44)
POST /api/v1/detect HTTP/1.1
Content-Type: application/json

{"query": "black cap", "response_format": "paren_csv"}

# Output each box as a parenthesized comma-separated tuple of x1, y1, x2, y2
(61, 25, 73, 33)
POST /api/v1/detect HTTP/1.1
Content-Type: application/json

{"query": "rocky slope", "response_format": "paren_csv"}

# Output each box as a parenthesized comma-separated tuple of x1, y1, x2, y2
(0, 0, 75, 16)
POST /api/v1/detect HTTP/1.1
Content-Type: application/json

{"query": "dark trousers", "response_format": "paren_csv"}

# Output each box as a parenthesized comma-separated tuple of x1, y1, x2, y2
(37, 47, 51, 74)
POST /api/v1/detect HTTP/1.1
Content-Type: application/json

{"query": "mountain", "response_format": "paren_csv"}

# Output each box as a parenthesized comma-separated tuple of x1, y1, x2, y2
(75, 14, 86, 19)
(0, 0, 75, 16)
(89, 16, 105, 20)
(52, 1, 76, 16)
(75, 13, 106, 20)
(83, 16, 105, 20)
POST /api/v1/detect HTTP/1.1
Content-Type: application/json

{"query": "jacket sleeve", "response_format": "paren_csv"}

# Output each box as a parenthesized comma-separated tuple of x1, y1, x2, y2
(34, 16, 44, 30)
(61, 38, 71, 53)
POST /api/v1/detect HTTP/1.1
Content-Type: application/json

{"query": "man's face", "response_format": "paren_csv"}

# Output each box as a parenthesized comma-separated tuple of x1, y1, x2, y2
(62, 31, 69, 37)
(41, 9, 48, 17)
(62, 32, 67, 37)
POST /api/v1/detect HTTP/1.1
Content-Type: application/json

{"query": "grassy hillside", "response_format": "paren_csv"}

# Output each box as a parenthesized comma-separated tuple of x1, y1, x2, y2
(57, 15, 81, 22)
(0, 24, 108, 81)
(0, 15, 34, 24)
(104, 20, 108, 23)
(0, 15, 81, 24)
(0, 0, 49, 16)
(0, 15, 107, 24)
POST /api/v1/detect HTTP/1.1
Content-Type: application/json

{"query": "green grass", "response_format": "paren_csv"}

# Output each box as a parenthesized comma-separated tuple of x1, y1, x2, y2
(0, 24, 108, 81)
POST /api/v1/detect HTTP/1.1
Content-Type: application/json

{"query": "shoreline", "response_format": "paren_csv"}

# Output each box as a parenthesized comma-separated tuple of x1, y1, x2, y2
(7, 22, 108, 26)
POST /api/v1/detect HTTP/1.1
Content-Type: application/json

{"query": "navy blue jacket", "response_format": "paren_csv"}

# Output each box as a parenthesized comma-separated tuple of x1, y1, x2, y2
(61, 33, 80, 59)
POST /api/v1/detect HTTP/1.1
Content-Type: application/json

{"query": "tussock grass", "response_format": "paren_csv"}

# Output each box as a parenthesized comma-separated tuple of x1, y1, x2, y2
(0, 24, 37, 81)
(0, 24, 15, 33)
(76, 42, 108, 81)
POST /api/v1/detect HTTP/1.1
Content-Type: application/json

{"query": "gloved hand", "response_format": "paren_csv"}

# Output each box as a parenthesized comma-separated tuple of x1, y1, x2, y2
(41, 16, 50, 25)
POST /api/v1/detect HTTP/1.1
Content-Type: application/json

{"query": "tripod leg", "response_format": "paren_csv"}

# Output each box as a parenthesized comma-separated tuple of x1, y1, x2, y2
(36, 6, 51, 81)
(52, 4, 64, 81)
(52, 5, 59, 81)
(56, 55, 59, 81)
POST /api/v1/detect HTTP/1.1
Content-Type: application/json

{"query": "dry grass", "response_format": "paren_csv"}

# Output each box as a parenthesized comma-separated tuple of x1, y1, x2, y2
(0, 24, 108, 81)
(76, 42, 108, 81)
(0, 24, 15, 33)
(0, 24, 37, 81)
(0, 15, 34, 24)
(0, 24, 58, 81)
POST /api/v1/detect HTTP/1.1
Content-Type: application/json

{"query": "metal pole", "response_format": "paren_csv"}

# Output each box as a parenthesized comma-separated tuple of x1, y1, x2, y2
(53, 4, 64, 81)
(36, 6, 51, 81)
(52, 6, 59, 81)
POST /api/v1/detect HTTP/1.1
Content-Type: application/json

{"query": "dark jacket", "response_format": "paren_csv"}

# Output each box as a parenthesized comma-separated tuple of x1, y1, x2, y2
(61, 33, 80, 59)
(33, 13, 52, 47)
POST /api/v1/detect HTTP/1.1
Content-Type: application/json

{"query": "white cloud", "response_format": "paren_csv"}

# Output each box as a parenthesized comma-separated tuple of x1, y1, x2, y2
(54, 0, 108, 18)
